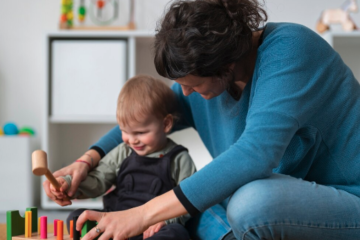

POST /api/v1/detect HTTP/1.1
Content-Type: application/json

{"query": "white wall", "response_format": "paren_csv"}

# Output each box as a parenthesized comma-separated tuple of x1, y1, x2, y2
(0, 0, 359, 153)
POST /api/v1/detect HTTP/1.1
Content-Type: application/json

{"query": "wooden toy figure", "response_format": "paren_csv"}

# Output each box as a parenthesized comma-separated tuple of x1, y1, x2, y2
(317, 0, 358, 33)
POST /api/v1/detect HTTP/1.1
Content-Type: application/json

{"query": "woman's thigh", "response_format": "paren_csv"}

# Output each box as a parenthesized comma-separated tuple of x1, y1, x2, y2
(227, 173, 360, 240)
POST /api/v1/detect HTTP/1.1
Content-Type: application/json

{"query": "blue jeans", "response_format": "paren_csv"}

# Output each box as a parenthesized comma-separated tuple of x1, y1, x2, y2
(185, 198, 232, 240)
(187, 174, 360, 240)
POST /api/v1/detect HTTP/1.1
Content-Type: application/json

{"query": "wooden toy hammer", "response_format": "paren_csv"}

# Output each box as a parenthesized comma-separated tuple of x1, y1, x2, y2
(32, 150, 70, 201)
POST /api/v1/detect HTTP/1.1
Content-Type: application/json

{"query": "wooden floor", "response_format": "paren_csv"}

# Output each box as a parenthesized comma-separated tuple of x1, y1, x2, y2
(0, 224, 68, 240)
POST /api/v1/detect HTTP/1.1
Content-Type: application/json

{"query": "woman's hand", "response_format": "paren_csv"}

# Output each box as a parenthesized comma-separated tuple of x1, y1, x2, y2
(143, 221, 166, 239)
(77, 191, 188, 240)
(76, 208, 148, 240)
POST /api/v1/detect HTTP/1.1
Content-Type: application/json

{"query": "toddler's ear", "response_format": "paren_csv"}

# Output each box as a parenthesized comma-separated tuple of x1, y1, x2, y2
(163, 114, 174, 133)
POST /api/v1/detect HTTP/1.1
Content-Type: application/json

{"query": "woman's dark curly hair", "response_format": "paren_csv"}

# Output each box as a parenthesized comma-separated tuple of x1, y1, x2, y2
(154, 0, 267, 82)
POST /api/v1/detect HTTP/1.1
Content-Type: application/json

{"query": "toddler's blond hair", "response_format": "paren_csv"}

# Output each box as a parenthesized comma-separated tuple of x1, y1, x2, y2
(117, 75, 178, 127)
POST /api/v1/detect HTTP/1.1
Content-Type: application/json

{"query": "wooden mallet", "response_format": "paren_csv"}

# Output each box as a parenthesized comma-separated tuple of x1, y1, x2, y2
(32, 150, 70, 201)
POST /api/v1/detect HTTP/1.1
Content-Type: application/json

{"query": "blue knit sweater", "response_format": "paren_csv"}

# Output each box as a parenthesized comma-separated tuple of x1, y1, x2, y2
(92, 23, 360, 212)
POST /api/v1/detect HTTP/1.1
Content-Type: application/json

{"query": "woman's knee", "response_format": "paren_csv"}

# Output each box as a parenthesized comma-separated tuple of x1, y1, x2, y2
(226, 175, 293, 230)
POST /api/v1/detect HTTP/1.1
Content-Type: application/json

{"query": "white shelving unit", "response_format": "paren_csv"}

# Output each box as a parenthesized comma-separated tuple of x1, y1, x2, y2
(43, 30, 213, 210)
(322, 31, 360, 82)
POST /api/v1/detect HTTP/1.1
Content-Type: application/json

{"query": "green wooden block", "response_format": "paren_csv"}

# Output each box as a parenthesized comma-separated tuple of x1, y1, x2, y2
(81, 220, 99, 240)
(26, 207, 38, 233)
(6, 211, 25, 240)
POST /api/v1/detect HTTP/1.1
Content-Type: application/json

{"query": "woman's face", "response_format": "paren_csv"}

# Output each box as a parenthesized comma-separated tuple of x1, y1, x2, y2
(175, 75, 227, 100)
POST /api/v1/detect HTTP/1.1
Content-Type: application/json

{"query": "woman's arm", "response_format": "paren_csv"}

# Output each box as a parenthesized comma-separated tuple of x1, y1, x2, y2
(77, 190, 188, 240)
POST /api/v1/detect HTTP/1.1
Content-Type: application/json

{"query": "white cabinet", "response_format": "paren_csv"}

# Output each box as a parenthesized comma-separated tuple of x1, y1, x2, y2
(43, 31, 213, 209)
(322, 31, 360, 82)
(0, 136, 38, 212)
(51, 40, 127, 119)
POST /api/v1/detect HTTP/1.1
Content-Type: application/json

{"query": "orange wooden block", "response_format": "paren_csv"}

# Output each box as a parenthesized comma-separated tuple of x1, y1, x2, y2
(69, 221, 73, 238)
(57, 221, 63, 240)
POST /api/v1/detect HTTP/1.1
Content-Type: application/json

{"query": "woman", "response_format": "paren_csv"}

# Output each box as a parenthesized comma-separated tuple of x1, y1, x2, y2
(43, 0, 360, 239)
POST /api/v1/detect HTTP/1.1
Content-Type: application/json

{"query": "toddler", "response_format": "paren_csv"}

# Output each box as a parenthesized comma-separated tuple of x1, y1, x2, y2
(50, 75, 196, 240)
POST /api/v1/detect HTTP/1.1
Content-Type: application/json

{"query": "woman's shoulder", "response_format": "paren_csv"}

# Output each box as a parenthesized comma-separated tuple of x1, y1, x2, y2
(264, 22, 314, 38)
(259, 22, 333, 61)
(262, 22, 323, 47)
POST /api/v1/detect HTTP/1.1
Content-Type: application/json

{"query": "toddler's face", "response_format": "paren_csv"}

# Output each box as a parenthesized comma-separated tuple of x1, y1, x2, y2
(120, 115, 168, 156)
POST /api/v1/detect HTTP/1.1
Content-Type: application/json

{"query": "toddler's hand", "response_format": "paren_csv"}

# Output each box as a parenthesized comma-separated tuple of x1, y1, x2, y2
(143, 221, 166, 239)
(49, 177, 69, 201)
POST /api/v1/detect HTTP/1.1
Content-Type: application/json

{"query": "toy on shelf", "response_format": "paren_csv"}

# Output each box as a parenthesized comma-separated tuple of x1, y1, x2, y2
(78, 0, 86, 23)
(7, 207, 98, 240)
(2, 122, 35, 136)
(317, 0, 359, 33)
(19, 127, 35, 136)
(59, 0, 136, 30)
(89, 0, 119, 26)
(3, 122, 19, 135)
(60, 0, 74, 29)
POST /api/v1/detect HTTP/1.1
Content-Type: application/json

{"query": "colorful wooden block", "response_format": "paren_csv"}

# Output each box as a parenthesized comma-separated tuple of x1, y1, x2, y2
(72, 216, 80, 240)
(40, 216, 47, 239)
(7, 207, 38, 240)
(69, 220, 73, 238)
(53, 220, 59, 236)
(57, 221, 63, 240)
(26, 207, 37, 233)
(25, 211, 31, 237)
(81, 220, 97, 237)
